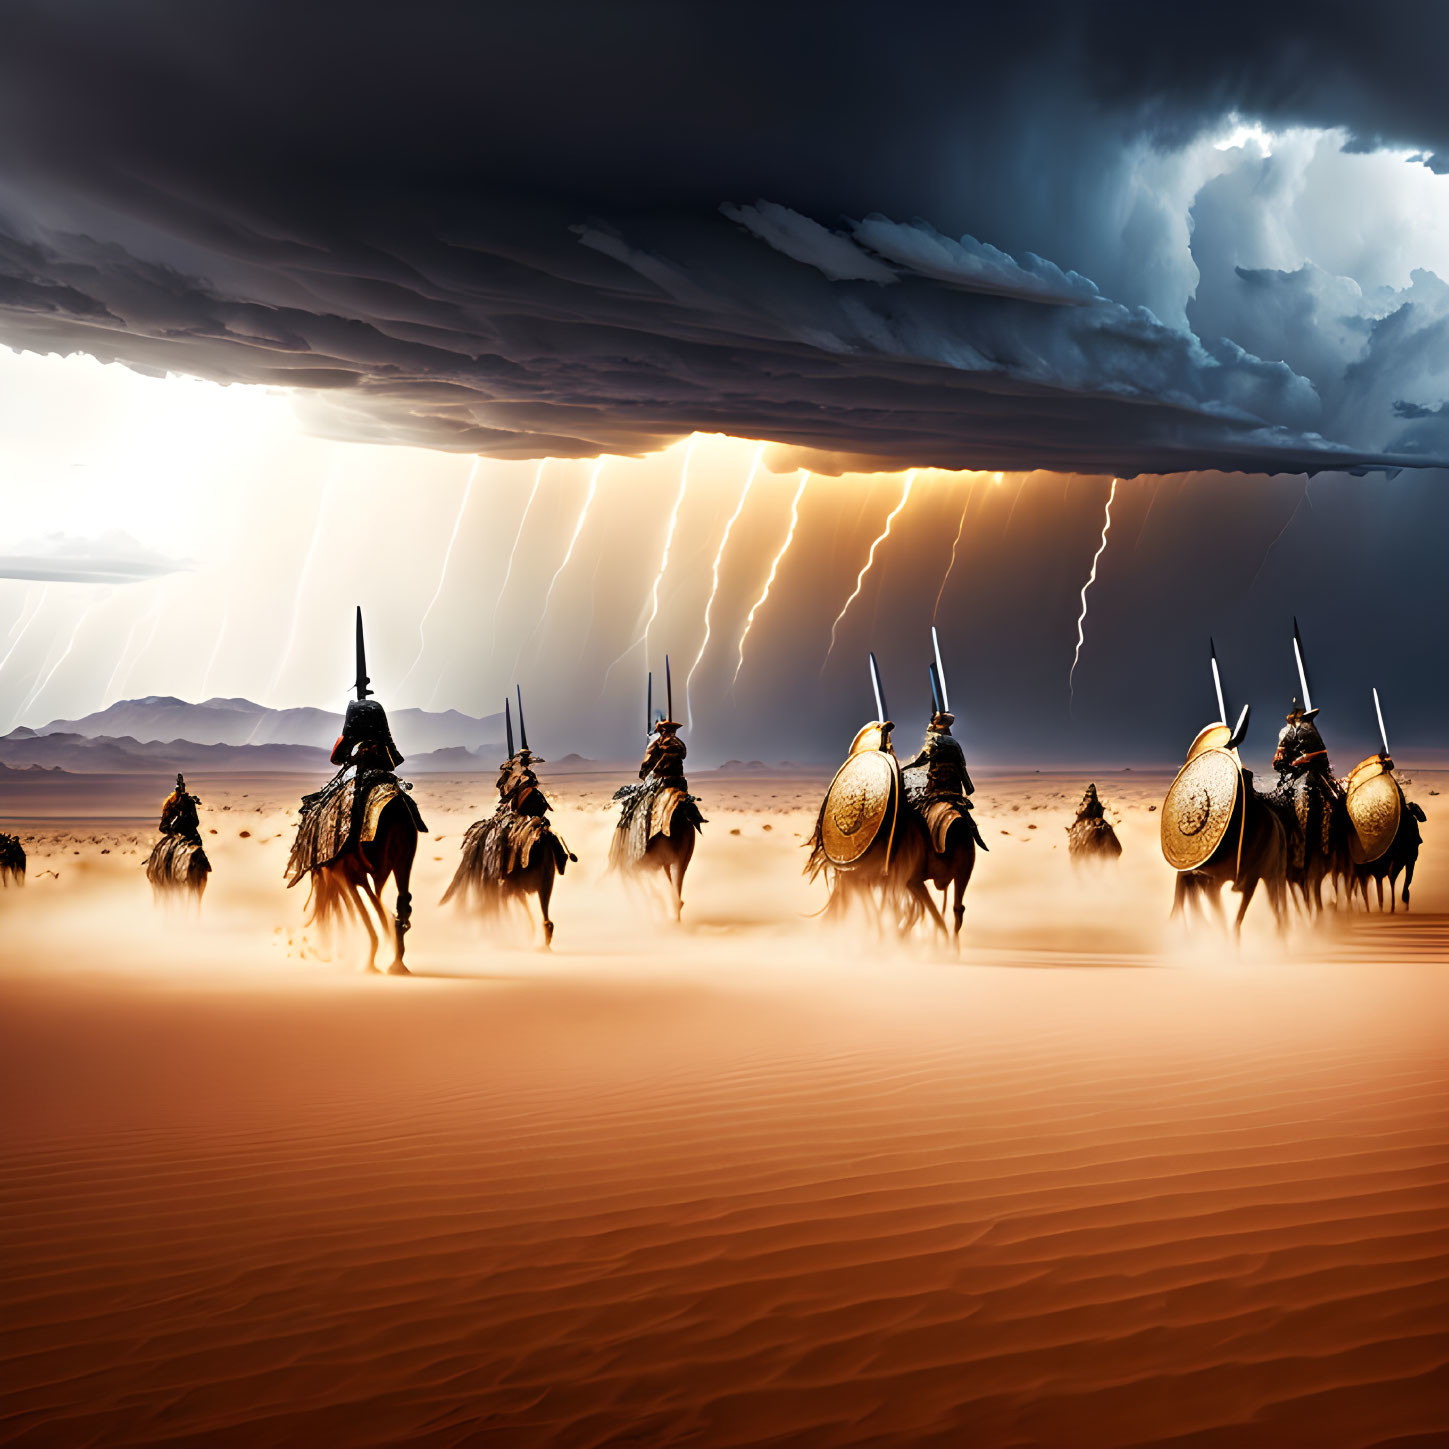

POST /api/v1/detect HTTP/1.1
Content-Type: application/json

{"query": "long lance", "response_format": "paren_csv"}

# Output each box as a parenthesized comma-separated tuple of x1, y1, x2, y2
(931, 625, 951, 713)
(516, 685, 529, 753)
(1373, 687, 1391, 757)
(354, 606, 373, 699)
(646, 671, 653, 736)
(505, 698, 515, 758)
(1210, 637, 1228, 725)
(928, 661, 942, 716)
(1292, 616, 1314, 712)
(665, 654, 673, 723)
(868, 651, 889, 723)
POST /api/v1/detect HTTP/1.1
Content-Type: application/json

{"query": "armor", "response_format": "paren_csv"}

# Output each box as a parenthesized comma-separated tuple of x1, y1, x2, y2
(1267, 703, 1341, 871)
(900, 713, 976, 800)
(496, 749, 551, 818)
(159, 773, 203, 845)
(332, 696, 404, 772)
(611, 717, 704, 868)
(1068, 783, 1122, 861)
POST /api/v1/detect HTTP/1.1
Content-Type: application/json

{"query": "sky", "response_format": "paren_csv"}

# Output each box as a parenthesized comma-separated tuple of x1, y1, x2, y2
(0, 1, 1445, 766)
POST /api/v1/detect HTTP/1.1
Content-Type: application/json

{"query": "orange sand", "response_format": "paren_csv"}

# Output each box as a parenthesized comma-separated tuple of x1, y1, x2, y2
(1, 769, 1445, 1446)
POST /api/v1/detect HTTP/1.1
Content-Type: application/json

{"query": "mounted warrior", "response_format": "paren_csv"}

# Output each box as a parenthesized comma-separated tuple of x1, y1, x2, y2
(898, 628, 986, 940)
(807, 652, 946, 939)
(0, 830, 26, 887)
(1162, 639, 1287, 934)
(1266, 619, 1349, 913)
(284, 608, 424, 971)
(1067, 783, 1122, 864)
(610, 656, 705, 920)
(442, 687, 576, 947)
(145, 771, 211, 906)
(1343, 687, 1427, 912)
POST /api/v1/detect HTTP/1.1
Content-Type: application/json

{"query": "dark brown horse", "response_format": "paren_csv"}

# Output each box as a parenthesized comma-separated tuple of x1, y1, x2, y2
(634, 811, 698, 922)
(441, 814, 574, 948)
(0, 832, 24, 888)
(914, 808, 979, 944)
(1171, 785, 1288, 936)
(813, 811, 950, 942)
(145, 836, 210, 910)
(303, 796, 419, 973)
(1350, 799, 1425, 913)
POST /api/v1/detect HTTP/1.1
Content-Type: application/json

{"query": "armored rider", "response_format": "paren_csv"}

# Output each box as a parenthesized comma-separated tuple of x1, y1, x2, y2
(158, 773, 203, 846)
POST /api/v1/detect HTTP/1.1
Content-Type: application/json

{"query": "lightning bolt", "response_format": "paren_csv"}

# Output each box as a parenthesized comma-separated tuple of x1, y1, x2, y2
(492, 458, 547, 657)
(822, 470, 916, 672)
(518, 456, 606, 675)
(1068, 478, 1118, 709)
(197, 612, 230, 701)
(118, 598, 165, 700)
(933, 475, 974, 622)
(733, 469, 809, 687)
(602, 436, 696, 689)
(1244, 478, 1309, 599)
(263, 467, 335, 709)
(0, 586, 48, 682)
(15, 590, 110, 726)
(399, 456, 478, 695)
(101, 607, 146, 705)
(685, 443, 762, 732)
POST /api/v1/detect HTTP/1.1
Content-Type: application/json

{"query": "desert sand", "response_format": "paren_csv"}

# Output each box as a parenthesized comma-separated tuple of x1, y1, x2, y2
(1, 765, 1446, 1447)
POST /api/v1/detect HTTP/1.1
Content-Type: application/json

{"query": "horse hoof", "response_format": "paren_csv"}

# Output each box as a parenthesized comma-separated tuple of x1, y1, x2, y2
(387, 961, 411, 976)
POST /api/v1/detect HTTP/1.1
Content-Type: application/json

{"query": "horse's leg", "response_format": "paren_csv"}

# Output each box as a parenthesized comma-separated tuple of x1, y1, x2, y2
(908, 881, 949, 942)
(1171, 873, 1188, 921)
(390, 848, 414, 973)
(1233, 876, 1258, 938)
(536, 864, 555, 950)
(346, 871, 381, 972)
(1204, 880, 1227, 932)
(1402, 858, 1414, 910)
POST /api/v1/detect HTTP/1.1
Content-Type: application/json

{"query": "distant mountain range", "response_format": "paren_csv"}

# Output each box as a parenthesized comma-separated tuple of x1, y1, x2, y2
(0, 695, 508, 775)
(26, 695, 502, 752)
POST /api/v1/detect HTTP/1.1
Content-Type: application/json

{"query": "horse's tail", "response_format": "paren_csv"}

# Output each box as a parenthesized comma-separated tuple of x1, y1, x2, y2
(304, 864, 352, 931)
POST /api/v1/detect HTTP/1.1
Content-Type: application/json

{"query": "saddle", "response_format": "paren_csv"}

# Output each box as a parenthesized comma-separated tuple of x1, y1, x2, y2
(611, 777, 703, 868)
(285, 769, 425, 886)
(146, 834, 210, 886)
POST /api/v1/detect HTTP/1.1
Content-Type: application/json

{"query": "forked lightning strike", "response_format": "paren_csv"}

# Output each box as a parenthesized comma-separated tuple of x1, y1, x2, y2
(491, 458, 547, 655)
(1068, 477, 1118, 708)
(822, 470, 916, 672)
(734, 470, 809, 687)
(685, 443, 762, 731)
(602, 437, 695, 689)
(519, 457, 606, 673)
(400, 456, 478, 693)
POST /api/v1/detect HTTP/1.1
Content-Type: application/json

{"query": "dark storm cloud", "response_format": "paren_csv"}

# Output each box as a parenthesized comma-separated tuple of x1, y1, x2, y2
(0, 1, 1444, 474)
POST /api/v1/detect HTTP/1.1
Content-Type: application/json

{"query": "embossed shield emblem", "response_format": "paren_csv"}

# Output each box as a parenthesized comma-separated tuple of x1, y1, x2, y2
(820, 750, 899, 867)
(1345, 757, 1401, 865)
(1160, 747, 1242, 871)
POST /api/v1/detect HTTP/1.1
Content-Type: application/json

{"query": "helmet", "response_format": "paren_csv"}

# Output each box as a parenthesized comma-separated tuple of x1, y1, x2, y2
(342, 697, 402, 766)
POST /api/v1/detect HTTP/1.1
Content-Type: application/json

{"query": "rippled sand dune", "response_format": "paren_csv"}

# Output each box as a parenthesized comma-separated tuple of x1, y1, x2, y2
(1, 768, 1445, 1446)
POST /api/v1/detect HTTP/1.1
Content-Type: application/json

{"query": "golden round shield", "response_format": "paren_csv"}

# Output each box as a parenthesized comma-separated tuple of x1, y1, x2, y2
(1345, 758, 1400, 865)
(1160, 747, 1242, 871)
(1185, 722, 1231, 762)
(820, 749, 898, 867)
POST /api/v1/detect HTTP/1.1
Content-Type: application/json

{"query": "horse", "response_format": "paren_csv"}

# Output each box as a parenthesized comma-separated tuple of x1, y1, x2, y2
(811, 809, 951, 943)
(908, 800, 981, 945)
(441, 811, 575, 948)
(1350, 799, 1425, 913)
(144, 835, 210, 910)
(294, 791, 420, 973)
(1171, 784, 1289, 936)
(0, 832, 25, 887)
(611, 783, 703, 922)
